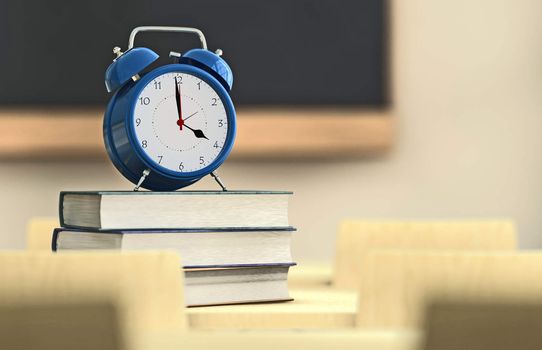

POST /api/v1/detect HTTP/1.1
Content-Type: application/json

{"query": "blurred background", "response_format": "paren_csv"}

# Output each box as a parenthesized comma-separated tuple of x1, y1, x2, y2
(1, 0, 541, 262)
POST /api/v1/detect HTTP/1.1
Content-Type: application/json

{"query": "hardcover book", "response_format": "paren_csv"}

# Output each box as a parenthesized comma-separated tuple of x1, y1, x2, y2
(59, 191, 291, 230)
(53, 227, 295, 268)
(183, 264, 294, 307)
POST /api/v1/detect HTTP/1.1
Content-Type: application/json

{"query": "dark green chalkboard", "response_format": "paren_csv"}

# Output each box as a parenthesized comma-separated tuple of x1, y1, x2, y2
(0, 0, 387, 106)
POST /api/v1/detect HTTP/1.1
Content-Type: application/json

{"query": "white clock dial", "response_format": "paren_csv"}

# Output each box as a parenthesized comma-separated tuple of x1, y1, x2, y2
(133, 71, 229, 173)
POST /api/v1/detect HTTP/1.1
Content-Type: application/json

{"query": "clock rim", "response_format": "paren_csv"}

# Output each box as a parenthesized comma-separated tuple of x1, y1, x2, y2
(126, 64, 236, 181)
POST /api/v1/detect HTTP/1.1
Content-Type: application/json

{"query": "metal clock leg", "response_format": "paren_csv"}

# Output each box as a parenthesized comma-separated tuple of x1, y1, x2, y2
(134, 169, 151, 191)
(210, 172, 227, 191)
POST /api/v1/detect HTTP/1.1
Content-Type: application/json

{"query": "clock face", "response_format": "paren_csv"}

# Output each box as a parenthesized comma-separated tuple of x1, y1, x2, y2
(132, 71, 229, 173)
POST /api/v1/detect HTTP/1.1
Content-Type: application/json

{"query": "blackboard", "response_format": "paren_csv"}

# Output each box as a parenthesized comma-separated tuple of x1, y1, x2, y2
(0, 0, 387, 106)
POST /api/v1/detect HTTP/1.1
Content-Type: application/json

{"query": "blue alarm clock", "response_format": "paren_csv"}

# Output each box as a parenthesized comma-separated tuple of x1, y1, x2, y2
(103, 26, 236, 191)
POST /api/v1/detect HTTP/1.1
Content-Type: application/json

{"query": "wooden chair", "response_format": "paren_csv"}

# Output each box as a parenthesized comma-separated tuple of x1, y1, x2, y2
(0, 300, 125, 350)
(26, 217, 58, 251)
(334, 220, 517, 289)
(0, 251, 186, 347)
(423, 301, 542, 350)
(358, 251, 542, 329)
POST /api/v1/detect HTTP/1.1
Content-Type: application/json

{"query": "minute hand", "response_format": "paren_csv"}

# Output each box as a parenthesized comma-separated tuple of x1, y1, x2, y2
(184, 124, 209, 140)
(174, 77, 184, 130)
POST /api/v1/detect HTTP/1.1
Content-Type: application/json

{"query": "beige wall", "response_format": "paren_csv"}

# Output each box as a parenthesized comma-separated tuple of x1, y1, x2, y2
(1, 0, 542, 261)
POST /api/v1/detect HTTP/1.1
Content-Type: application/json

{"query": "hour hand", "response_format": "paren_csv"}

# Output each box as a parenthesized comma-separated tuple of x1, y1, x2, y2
(184, 124, 209, 140)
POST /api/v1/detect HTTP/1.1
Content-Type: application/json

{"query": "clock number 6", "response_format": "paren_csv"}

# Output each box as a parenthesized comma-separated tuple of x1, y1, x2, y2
(178, 162, 184, 171)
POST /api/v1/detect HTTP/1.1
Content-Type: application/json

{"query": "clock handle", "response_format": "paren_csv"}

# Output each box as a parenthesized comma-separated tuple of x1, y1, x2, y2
(128, 26, 207, 50)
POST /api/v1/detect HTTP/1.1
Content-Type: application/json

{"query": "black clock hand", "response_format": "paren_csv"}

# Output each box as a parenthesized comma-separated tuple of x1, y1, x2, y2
(174, 77, 184, 130)
(184, 111, 199, 122)
(184, 124, 209, 140)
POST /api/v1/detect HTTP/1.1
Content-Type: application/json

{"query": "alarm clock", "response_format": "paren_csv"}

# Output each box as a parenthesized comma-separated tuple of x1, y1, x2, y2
(103, 26, 236, 191)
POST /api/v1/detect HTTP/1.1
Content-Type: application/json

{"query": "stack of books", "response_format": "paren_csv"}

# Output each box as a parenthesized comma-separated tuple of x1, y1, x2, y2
(53, 190, 295, 307)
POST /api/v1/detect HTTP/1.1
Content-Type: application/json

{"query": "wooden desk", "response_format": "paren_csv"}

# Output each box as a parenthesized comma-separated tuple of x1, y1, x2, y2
(288, 263, 333, 288)
(187, 288, 357, 330)
(143, 330, 421, 350)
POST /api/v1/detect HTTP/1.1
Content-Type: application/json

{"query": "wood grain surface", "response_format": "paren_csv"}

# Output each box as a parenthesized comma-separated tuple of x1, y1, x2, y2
(143, 330, 421, 350)
(288, 262, 333, 288)
(334, 220, 517, 289)
(358, 251, 542, 329)
(0, 251, 186, 337)
(26, 217, 59, 251)
(0, 301, 125, 350)
(188, 288, 357, 330)
(0, 107, 393, 159)
(424, 301, 542, 350)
